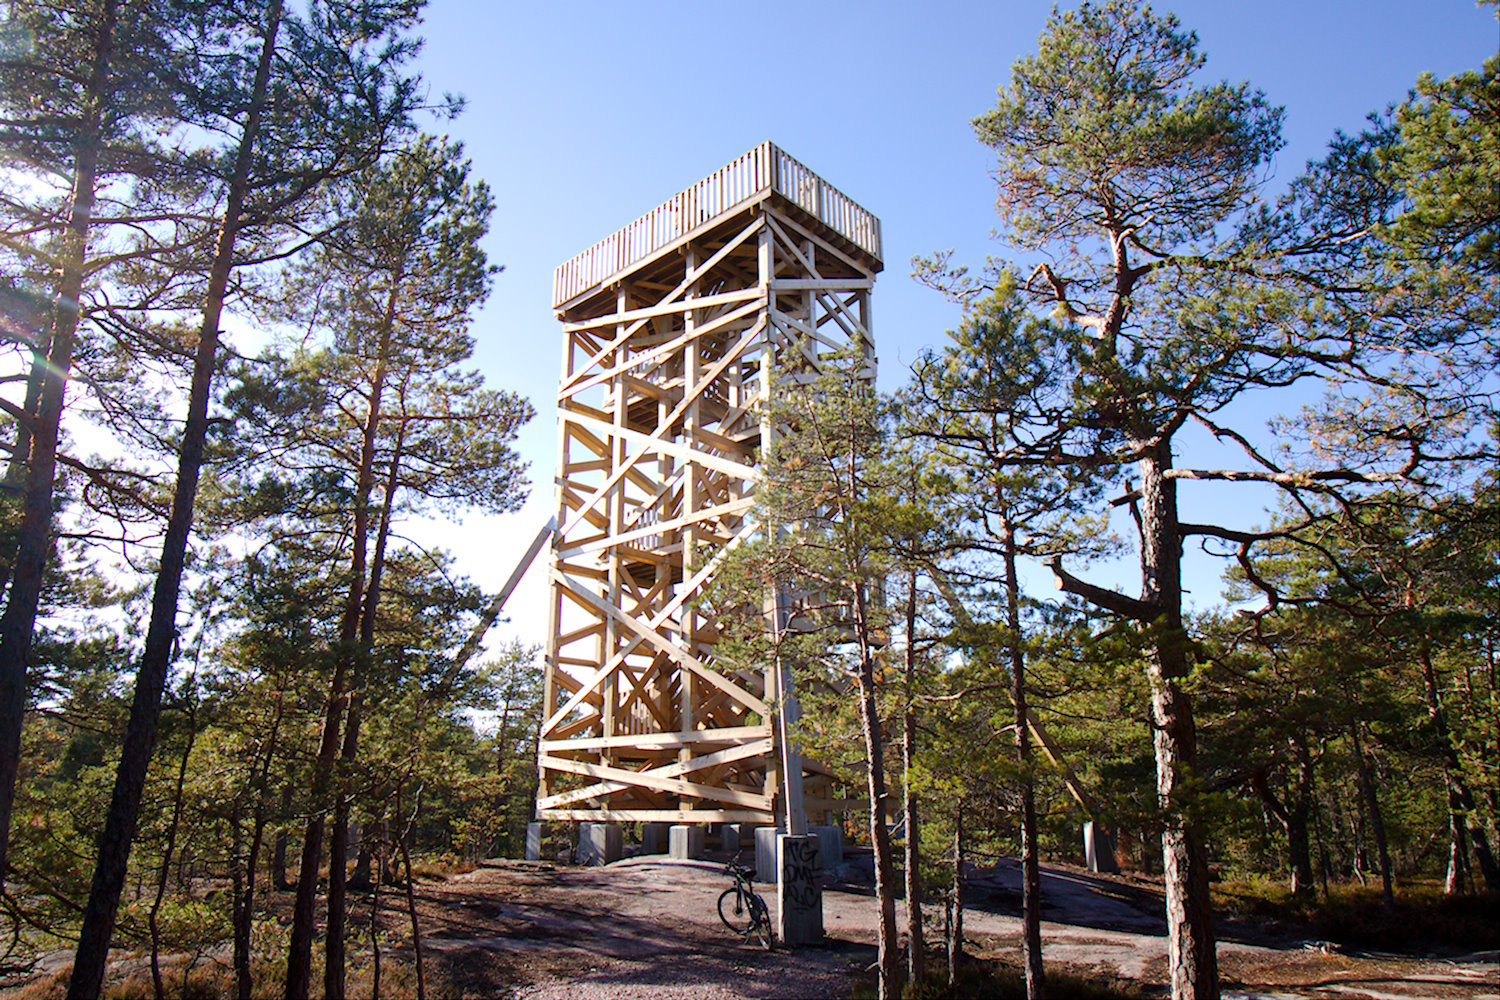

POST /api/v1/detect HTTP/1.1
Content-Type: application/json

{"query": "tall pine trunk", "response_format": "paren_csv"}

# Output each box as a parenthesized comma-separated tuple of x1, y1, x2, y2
(1418, 646, 1500, 891)
(901, 570, 924, 987)
(1138, 443, 1217, 1000)
(1003, 523, 1045, 999)
(947, 804, 963, 989)
(1348, 717, 1395, 913)
(65, 7, 283, 996)
(234, 699, 283, 1000)
(854, 581, 899, 1000)
(326, 415, 405, 997)
(290, 265, 403, 999)
(0, 0, 117, 891)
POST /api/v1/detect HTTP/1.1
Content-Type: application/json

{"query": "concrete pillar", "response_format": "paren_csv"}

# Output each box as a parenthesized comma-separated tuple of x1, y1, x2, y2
(642, 821, 670, 855)
(669, 824, 704, 860)
(580, 822, 622, 866)
(525, 822, 544, 861)
(573, 822, 592, 865)
(809, 824, 842, 866)
(776, 833, 823, 946)
(1084, 821, 1119, 874)
(721, 822, 744, 853)
(753, 825, 779, 883)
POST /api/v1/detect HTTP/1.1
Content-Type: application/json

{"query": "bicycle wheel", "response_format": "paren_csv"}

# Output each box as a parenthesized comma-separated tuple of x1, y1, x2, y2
(747, 891, 773, 950)
(718, 887, 752, 934)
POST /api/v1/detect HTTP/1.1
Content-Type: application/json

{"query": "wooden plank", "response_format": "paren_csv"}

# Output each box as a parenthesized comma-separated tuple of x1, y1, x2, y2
(541, 535, 744, 733)
(540, 724, 771, 753)
(771, 308, 852, 355)
(768, 224, 872, 346)
(565, 411, 758, 483)
(536, 809, 772, 823)
(560, 296, 766, 403)
(537, 781, 630, 810)
(540, 754, 773, 809)
(561, 497, 754, 558)
(562, 287, 762, 334)
(771, 278, 874, 291)
(764, 210, 871, 279)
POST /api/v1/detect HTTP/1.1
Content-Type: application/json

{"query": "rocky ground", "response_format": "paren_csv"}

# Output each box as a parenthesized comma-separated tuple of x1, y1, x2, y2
(6, 851, 1496, 998)
(414, 852, 1498, 999)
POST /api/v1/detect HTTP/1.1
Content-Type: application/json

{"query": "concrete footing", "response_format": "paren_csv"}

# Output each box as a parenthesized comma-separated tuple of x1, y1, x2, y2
(669, 824, 704, 860)
(776, 833, 824, 945)
(720, 822, 744, 853)
(642, 821, 670, 855)
(525, 822, 544, 861)
(809, 824, 842, 866)
(753, 825, 780, 882)
(577, 822, 622, 866)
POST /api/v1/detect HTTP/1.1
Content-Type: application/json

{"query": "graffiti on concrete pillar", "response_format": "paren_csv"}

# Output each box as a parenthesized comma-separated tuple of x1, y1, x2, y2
(781, 836, 822, 913)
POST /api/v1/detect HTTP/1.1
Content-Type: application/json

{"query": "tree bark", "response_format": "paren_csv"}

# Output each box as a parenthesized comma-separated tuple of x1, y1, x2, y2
(0, 345, 48, 599)
(1418, 646, 1500, 891)
(149, 698, 198, 1000)
(65, 8, 283, 997)
(1348, 718, 1395, 913)
(322, 275, 406, 1000)
(397, 783, 426, 1000)
(369, 836, 384, 1000)
(234, 696, 283, 1000)
(0, 0, 116, 892)
(901, 569, 925, 988)
(853, 581, 899, 1000)
(1446, 806, 1472, 894)
(1249, 752, 1314, 899)
(947, 803, 963, 990)
(1003, 521, 1046, 1000)
(1137, 443, 1218, 1000)
(271, 781, 293, 890)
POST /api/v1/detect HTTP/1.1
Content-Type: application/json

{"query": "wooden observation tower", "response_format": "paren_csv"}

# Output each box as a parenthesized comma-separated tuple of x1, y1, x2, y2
(536, 142, 882, 828)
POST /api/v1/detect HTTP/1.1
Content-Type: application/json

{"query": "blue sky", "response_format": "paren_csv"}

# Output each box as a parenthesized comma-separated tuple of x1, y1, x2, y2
(405, 0, 1500, 653)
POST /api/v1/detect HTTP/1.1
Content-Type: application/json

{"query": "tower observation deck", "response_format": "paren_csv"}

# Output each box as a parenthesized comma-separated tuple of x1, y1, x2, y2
(537, 142, 882, 827)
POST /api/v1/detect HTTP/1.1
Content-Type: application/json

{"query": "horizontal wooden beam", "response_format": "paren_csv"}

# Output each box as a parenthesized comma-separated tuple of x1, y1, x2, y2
(540, 724, 772, 753)
(536, 808, 774, 823)
(540, 752, 773, 809)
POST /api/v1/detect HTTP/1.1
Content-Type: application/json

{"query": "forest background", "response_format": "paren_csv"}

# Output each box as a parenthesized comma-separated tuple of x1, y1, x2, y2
(0, 2, 1497, 1000)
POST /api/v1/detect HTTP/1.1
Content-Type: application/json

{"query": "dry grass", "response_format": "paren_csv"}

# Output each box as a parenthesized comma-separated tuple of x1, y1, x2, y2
(4, 945, 445, 1000)
(850, 951, 1147, 1000)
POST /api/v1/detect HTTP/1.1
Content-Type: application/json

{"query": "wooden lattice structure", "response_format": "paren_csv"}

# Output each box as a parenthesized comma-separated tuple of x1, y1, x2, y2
(537, 142, 882, 825)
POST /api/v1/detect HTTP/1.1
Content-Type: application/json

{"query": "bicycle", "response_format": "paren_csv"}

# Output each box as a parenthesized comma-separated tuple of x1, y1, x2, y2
(718, 862, 773, 949)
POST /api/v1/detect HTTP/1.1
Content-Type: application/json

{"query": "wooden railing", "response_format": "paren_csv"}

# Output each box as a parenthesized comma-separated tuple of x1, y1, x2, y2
(553, 141, 882, 307)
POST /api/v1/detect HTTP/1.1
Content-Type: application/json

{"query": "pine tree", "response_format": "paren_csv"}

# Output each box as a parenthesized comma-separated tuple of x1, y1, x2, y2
(719, 347, 903, 998)
(947, 3, 1372, 995)
(218, 136, 532, 998)
(66, 3, 427, 994)
(905, 285, 1116, 999)
(0, 0, 192, 889)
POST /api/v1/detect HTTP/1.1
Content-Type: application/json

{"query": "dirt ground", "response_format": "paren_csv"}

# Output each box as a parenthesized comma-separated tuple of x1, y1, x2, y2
(411, 852, 1498, 999)
(7, 852, 1496, 998)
